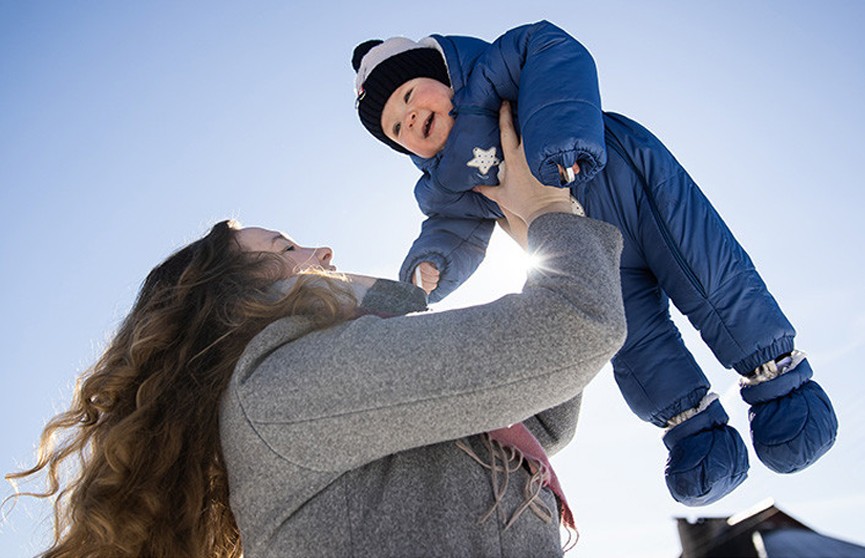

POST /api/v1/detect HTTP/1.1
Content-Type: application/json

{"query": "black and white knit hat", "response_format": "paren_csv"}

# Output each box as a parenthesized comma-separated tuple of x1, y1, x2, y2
(352, 37, 450, 154)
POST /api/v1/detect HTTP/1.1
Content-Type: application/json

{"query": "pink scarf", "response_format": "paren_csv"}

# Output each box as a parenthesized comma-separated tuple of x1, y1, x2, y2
(488, 424, 578, 548)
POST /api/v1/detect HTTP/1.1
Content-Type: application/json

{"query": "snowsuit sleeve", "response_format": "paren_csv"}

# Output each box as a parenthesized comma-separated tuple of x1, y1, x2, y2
(232, 213, 626, 472)
(450, 19, 606, 187)
(399, 171, 498, 302)
(399, 213, 495, 302)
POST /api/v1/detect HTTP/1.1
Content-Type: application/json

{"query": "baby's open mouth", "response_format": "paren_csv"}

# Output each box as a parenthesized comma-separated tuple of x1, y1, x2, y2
(423, 114, 433, 138)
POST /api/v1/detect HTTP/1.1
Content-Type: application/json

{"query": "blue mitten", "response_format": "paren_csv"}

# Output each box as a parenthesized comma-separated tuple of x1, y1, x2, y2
(662, 397, 749, 506)
(740, 352, 837, 473)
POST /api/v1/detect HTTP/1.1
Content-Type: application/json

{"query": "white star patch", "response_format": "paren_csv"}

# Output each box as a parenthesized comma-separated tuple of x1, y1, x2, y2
(466, 146, 500, 175)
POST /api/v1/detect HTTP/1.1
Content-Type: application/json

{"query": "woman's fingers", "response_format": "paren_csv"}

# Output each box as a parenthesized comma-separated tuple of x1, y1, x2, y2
(498, 101, 519, 153)
(473, 184, 494, 201)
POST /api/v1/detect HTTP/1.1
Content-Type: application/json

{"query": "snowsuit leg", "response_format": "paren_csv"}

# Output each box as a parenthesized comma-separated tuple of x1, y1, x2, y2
(600, 113, 795, 376)
(574, 125, 720, 426)
(595, 115, 835, 482)
(578, 112, 835, 499)
(573, 114, 760, 504)
(612, 265, 709, 427)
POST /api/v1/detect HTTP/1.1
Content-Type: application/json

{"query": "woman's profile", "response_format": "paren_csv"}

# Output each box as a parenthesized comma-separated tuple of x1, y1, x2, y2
(6, 103, 626, 558)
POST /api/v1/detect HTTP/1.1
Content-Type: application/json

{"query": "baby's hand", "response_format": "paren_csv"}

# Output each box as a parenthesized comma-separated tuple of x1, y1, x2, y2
(557, 162, 581, 185)
(413, 261, 440, 295)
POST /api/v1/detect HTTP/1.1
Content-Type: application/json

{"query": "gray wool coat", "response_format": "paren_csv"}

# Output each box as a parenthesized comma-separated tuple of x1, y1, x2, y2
(219, 213, 626, 558)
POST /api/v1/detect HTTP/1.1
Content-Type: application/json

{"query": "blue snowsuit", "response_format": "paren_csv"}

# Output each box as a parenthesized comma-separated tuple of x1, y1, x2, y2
(394, 21, 837, 505)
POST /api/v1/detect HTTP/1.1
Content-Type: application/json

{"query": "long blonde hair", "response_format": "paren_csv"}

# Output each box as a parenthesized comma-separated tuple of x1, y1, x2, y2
(5, 220, 356, 558)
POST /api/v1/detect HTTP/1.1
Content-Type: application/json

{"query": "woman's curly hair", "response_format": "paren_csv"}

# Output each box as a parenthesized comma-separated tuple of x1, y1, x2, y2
(5, 220, 356, 558)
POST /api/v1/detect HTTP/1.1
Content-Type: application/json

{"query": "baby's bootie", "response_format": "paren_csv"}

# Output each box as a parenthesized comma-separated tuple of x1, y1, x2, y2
(662, 395, 749, 506)
(740, 350, 837, 473)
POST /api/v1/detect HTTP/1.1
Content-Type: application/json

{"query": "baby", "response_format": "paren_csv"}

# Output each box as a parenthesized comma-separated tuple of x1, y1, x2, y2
(351, 20, 837, 506)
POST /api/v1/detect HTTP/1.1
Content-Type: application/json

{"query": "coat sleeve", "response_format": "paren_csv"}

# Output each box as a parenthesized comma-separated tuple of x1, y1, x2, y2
(236, 213, 626, 472)
(465, 20, 606, 187)
(522, 395, 582, 456)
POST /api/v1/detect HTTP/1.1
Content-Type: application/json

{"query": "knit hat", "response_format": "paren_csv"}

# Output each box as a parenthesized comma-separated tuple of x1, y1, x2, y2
(352, 37, 450, 154)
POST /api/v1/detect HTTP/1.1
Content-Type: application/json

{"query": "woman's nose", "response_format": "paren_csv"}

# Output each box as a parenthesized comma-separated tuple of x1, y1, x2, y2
(316, 247, 333, 266)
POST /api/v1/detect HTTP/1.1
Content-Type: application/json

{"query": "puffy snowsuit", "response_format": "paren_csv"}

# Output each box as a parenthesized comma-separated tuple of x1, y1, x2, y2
(395, 20, 837, 505)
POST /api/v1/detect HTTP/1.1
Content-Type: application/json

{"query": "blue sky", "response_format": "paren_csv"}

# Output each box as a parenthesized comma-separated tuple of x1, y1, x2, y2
(1, 1, 863, 556)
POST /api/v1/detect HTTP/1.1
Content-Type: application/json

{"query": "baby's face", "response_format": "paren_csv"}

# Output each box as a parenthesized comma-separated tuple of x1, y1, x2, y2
(381, 77, 454, 158)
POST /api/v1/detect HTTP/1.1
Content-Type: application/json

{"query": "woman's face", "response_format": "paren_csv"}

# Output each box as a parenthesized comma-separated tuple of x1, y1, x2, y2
(235, 227, 335, 277)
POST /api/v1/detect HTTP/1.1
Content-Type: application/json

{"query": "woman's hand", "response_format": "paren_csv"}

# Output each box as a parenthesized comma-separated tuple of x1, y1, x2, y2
(474, 102, 572, 227)
(496, 206, 528, 250)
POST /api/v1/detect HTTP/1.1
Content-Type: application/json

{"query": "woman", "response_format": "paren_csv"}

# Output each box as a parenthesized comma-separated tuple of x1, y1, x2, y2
(7, 103, 625, 557)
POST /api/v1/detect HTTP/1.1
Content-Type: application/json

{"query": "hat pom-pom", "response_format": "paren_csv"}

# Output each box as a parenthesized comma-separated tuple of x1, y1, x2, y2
(352, 39, 383, 71)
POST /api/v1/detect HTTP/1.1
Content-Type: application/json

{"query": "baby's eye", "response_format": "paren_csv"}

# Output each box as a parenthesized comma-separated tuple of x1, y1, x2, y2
(393, 122, 401, 136)
(283, 245, 295, 252)
(404, 89, 412, 103)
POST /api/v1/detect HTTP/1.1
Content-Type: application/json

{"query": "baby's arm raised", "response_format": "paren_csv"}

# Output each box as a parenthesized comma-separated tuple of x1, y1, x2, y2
(467, 20, 607, 186)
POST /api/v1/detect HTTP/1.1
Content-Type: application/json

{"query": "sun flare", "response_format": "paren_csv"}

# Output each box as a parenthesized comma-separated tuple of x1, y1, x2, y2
(433, 230, 540, 310)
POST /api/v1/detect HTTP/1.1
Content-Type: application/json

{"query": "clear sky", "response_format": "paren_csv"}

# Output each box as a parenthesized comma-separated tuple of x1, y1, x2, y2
(1, 1, 863, 556)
